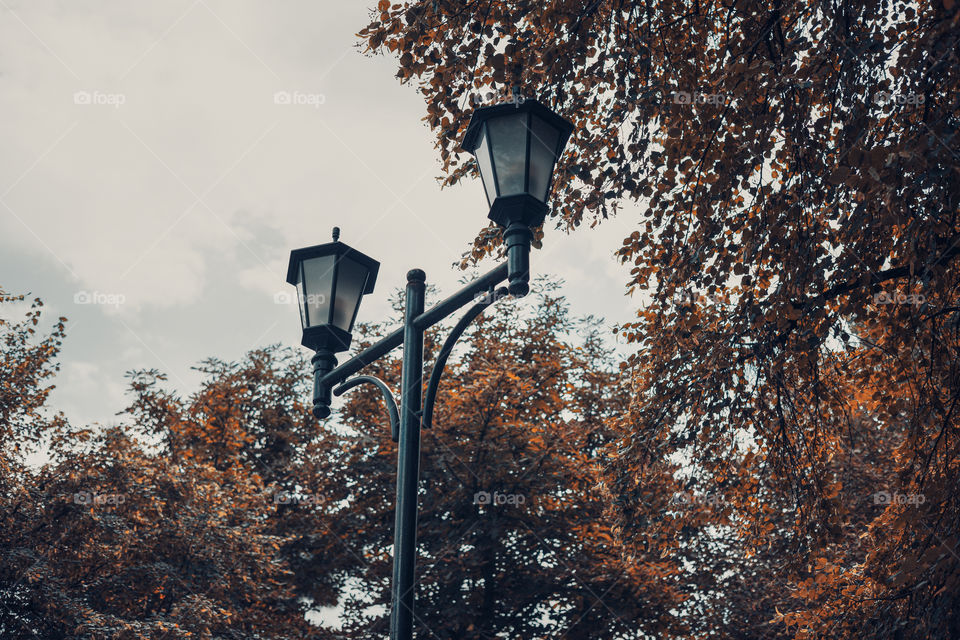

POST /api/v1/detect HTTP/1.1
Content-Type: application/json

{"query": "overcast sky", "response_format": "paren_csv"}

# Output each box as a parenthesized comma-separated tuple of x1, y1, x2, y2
(1, 0, 641, 428)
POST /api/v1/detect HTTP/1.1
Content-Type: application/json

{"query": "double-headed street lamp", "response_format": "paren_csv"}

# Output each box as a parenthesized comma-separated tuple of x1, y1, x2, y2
(285, 98, 573, 640)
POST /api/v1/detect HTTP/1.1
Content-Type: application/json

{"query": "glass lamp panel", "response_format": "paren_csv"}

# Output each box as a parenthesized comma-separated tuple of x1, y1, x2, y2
(486, 112, 529, 197)
(527, 115, 562, 201)
(295, 269, 307, 329)
(301, 255, 335, 328)
(473, 126, 499, 206)
(331, 257, 369, 332)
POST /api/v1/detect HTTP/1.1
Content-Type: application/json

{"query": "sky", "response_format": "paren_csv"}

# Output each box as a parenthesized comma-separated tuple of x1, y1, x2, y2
(0, 0, 641, 429)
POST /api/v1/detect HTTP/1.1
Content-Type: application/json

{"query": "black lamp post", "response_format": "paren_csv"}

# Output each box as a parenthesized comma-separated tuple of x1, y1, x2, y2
(285, 98, 573, 640)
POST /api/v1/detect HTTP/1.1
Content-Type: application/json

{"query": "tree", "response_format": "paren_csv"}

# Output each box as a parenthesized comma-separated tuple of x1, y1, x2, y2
(0, 289, 66, 453)
(360, 2, 960, 637)
(1, 288, 340, 639)
(2, 424, 333, 639)
(0, 289, 67, 637)
(3, 283, 677, 639)
(313, 281, 683, 639)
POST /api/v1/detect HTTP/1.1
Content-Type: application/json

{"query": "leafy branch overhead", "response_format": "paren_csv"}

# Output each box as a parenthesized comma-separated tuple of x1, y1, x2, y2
(361, 2, 960, 638)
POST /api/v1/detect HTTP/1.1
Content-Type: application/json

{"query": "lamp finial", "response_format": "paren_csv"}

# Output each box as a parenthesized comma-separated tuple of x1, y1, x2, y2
(332, 227, 340, 242)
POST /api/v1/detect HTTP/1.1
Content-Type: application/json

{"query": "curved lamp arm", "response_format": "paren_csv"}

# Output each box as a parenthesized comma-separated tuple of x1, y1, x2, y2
(333, 375, 400, 442)
(422, 286, 510, 429)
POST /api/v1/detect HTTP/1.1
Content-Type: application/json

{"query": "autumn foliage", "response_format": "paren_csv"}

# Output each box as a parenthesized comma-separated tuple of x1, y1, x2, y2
(1, 291, 336, 638)
(358, 1, 960, 638)
(318, 283, 683, 637)
(1, 283, 676, 638)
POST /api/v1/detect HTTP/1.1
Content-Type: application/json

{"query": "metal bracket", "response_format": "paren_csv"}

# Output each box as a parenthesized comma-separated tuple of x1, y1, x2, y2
(333, 375, 400, 442)
(422, 286, 510, 429)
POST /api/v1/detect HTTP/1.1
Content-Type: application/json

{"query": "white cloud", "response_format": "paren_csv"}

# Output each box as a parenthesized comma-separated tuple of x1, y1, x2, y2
(1, 0, 640, 430)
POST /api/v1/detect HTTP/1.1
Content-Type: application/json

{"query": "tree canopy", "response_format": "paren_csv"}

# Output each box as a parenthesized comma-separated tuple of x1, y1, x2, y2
(2, 283, 677, 639)
(323, 283, 682, 638)
(360, 1, 960, 637)
(0, 291, 337, 638)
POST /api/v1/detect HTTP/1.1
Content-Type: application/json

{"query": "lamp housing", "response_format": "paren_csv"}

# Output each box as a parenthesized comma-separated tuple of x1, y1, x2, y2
(462, 98, 574, 229)
(285, 229, 380, 353)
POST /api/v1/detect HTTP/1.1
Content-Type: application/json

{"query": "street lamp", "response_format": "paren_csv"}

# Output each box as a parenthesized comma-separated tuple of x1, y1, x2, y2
(286, 227, 380, 352)
(285, 97, 573, 640)
(286, 227, 380, 419)
(463, 100, 573, 296)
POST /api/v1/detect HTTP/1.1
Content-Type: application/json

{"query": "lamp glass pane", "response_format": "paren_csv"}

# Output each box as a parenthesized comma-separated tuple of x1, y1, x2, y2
(528, 115, 562, 201)
(332, 256, 369, 332)
(296, 267, 307, 329)
(473, 126, 498, 206)
(487, 112, 528, 197)
(301, 255, 335, 328)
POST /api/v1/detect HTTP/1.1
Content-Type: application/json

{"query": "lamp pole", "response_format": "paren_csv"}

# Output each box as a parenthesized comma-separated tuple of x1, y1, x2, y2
(320, 263, 513, 640)
(391, 269, 425, 639)
(284, 98, 573, 640)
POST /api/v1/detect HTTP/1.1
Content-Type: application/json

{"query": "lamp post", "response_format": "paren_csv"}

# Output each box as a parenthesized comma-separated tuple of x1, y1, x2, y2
(285, 98, 573, 640)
